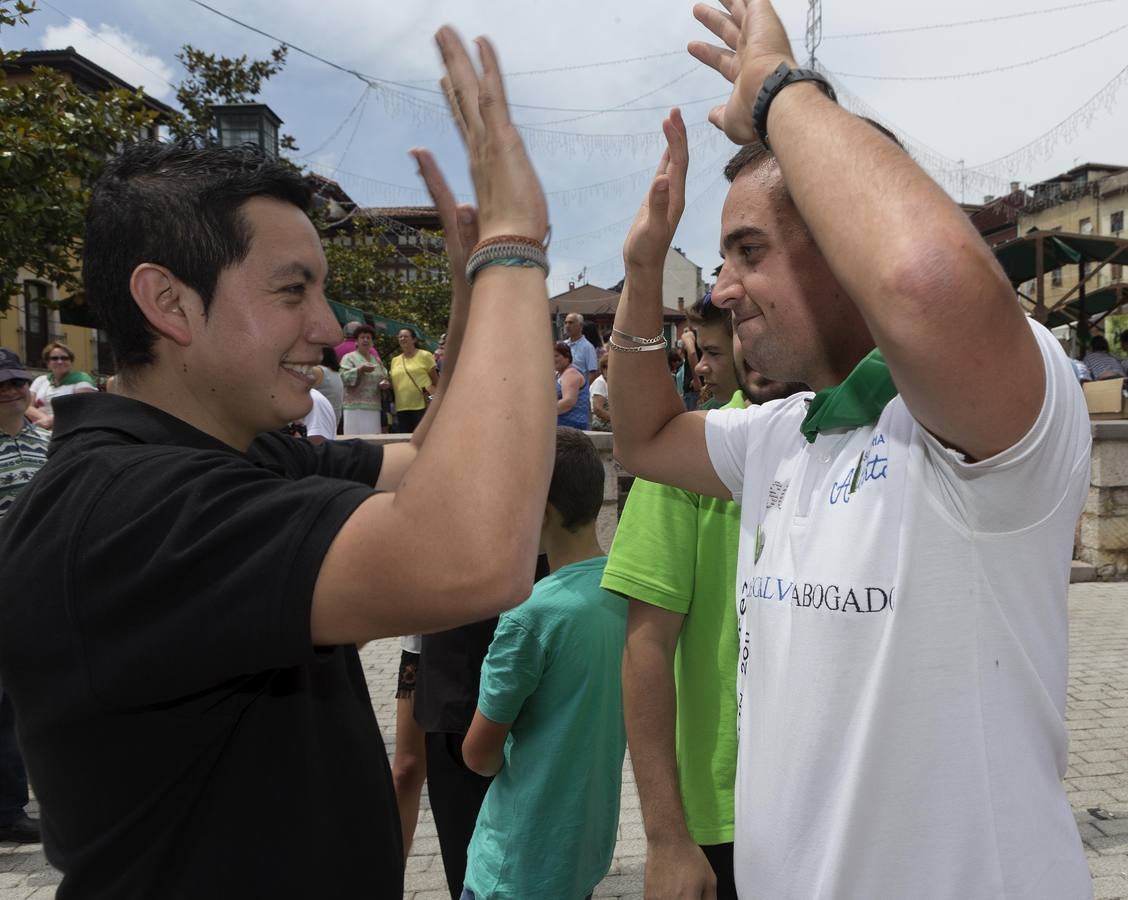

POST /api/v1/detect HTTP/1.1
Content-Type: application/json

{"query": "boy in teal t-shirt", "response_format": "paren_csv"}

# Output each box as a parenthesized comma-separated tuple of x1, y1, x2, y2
(461, 428, 626, 900)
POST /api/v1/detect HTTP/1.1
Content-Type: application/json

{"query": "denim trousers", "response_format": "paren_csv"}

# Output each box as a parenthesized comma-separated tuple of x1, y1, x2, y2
(0, 689, 29, 825)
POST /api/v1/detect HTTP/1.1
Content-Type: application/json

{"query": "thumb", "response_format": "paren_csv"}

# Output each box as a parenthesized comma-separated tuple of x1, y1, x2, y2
(456, 205, 479, 253)
(649, 174, 671, 215)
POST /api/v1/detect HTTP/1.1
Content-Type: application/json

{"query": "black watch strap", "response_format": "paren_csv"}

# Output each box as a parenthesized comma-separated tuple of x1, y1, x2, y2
(751, 62, 837, 152)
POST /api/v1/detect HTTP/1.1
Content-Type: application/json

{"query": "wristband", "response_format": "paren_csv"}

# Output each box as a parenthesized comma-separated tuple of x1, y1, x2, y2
(466, 242, 549, 284)
(608, 336, 669, 353)
(752, 62, 837, 153)
(612, 327, 665, 346)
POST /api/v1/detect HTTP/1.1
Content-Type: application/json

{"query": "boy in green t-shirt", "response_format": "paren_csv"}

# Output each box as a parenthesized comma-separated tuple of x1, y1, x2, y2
(461, 428, 626, 900)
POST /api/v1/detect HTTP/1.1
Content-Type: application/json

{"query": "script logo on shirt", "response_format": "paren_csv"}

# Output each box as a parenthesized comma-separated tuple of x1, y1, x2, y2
(829, 433, 889, 506)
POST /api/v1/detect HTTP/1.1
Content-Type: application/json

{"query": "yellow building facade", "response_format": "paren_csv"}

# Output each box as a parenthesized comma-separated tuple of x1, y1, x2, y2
(1016, 164, 1128, 312)
(1, 48, 172, 378)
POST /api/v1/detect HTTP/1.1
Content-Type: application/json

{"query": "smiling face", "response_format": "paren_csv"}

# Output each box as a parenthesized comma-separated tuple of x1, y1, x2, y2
(45, 346, 73, 381)
(0, 378, 30, 426)
(355, 332, 374, 354)
(397, 329, 417, 352)
(712, 163, 870, 391)
(176, 196, 339, 446)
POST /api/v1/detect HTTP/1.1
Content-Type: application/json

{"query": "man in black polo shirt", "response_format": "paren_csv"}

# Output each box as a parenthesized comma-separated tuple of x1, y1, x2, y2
(0, 30, 556, 898)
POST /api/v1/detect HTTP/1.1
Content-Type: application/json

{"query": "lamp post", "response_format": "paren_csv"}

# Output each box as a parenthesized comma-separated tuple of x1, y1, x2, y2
(210, 103, 283, 158)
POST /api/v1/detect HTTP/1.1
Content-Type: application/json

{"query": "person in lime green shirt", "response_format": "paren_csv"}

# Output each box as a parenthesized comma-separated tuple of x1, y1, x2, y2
(462, 428, 626, 900)
(602, 295, 804, 899)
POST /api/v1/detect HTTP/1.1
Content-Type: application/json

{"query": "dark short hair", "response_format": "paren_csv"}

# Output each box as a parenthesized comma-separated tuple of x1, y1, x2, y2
(553, 341, 573, 363)
(398, 327, 419, 343)
(83, 138, 313, 373)
(723, 117, 904, 183)
(547, 427, 604, 531)
(687, 293, 730, 335)
(354, 324, 377, 340)
(1092, 334, 1111, 352)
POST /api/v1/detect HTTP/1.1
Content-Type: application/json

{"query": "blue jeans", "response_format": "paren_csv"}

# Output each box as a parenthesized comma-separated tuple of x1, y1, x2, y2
(0, 689, 29, 825)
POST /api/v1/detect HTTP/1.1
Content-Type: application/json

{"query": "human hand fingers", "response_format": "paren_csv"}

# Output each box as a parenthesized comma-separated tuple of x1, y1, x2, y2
(473, 36, 512, 132)
(456, 205, 479, 255)
(435, 26, 485, 146)
(411, 148, 465, 256)
(693, 3, 741, 51)
(440, 76, 471, 145)
(663, 108, 688, 222)
(687, 41, 737, 82)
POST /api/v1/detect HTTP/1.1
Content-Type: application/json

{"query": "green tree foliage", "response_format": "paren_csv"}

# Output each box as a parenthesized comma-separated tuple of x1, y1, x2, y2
(0, 0, 158, 311)
(320, 217, 452, 355)
(169, 43, 297, 151)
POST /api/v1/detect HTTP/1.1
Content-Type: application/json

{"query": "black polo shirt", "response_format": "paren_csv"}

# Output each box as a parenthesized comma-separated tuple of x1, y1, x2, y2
(0, 393, 403, 898)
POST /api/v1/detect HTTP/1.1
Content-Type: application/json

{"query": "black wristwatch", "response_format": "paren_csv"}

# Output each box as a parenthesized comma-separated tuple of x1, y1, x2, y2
(751, 62, 837, 152)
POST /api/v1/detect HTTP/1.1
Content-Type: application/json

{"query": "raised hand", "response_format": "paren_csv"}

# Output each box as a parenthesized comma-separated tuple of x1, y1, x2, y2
(409, 147, 478, 380)
(622, 108, 688, 272)
(434, 27, 547, 244)
(688, 0, 797, 144)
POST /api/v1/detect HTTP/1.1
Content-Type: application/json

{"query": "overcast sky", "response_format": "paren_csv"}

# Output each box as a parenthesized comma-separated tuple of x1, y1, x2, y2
(13, 0, 1128, 293)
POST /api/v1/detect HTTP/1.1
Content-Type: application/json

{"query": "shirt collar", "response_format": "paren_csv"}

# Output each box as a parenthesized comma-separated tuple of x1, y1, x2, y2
(799, 348, 898, 443)
(51, 393, 244, 456)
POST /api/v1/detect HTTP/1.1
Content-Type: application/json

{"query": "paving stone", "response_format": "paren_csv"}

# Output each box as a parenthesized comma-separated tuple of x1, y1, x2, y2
(9, 584, 1128, 897)
(1093, 874, 1128, 898)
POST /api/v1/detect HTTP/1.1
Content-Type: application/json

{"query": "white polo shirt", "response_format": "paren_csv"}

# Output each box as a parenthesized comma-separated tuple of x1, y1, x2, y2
(705, 320, 1092, 899)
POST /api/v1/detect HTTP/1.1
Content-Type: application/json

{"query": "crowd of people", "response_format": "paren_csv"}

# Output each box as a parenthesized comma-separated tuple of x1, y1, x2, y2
(0, 2, 1102, 898)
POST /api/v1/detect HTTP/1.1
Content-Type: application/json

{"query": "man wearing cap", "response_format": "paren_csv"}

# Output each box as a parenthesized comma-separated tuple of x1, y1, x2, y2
(0, 348, 48, 844)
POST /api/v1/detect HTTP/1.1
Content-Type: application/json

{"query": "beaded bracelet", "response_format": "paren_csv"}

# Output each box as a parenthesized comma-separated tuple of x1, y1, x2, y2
(471, 234, 545, 253)
(612, 327, 665, 346)
(608, 336, 669, 353)
(466, 241, 549, 284)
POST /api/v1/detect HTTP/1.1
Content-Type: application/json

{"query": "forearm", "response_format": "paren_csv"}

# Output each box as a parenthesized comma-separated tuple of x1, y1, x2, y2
(609, 270, 692, 463)
(768, 87, 1011, 337)
(623, 629, 692, 845)
(392, 267, 554, 594)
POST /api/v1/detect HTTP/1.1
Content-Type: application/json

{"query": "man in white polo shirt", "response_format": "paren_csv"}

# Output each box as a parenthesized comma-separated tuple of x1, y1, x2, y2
(608, 1, 1092, 897)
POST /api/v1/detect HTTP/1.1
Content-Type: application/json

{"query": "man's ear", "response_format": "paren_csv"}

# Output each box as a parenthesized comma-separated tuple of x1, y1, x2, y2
(129, 264, 193, 347)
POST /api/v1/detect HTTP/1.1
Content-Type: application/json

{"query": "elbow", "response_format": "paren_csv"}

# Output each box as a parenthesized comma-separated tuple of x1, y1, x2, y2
(885, 229, 1006, 316)
(462, 739, 501, 777)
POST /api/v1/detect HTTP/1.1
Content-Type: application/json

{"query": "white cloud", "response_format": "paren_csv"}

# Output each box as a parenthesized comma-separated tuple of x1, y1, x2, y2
(40, 18, 174, 100)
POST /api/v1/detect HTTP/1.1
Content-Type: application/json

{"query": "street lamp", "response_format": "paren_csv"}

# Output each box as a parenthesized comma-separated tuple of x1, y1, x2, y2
(210, 103, 282, 158)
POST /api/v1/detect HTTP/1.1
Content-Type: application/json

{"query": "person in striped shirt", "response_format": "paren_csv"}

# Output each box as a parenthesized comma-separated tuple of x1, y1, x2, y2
(0, 348, 47, 845)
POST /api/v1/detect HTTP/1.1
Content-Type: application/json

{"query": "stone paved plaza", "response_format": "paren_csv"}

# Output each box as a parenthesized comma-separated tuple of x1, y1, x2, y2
(5, 582, 1128, 898)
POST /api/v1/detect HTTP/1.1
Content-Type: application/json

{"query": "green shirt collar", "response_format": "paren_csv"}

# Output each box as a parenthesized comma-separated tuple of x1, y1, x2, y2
(800, 348, 897, 443)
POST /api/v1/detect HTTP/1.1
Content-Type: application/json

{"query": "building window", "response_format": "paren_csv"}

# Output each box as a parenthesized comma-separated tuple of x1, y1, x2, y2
(1112, 210, 1124, 233)
(22, 281, 50, 365)
(94, 329, 115, 376)
(1080, 217, 1093, 235)
(1051, 268, 1063, 288)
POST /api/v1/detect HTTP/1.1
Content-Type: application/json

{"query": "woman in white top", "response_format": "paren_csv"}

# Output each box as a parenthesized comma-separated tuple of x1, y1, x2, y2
(590, 354, 611, 431)
(29, 342, 97, 429)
